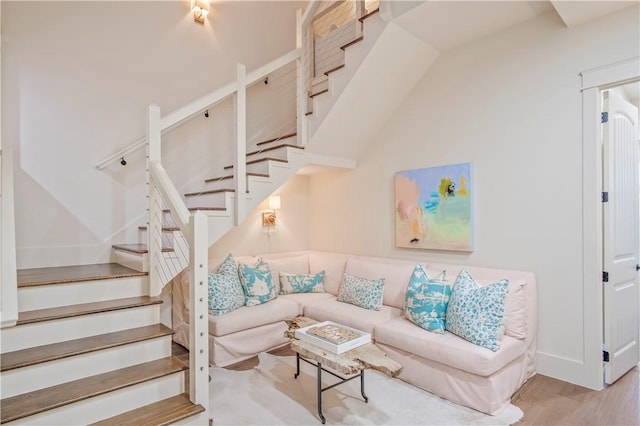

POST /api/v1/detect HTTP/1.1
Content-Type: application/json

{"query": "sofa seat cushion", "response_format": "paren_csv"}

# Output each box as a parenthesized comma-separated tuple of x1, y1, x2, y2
(209, 297, 299, 337)
(374, 317, 526, 377)
(304, 299, 402, 335)
(279, 293, 336, 315)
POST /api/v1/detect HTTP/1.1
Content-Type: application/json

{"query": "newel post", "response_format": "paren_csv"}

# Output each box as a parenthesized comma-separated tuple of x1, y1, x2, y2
(189, 211, 209, 412)
(147, 104, 163, 297)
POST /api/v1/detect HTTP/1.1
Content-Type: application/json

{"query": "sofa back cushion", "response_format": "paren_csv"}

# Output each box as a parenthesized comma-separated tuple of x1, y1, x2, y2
(264, 255, 309, 293)
(344, 257, 415, 309)
(309, 252, 348, 295)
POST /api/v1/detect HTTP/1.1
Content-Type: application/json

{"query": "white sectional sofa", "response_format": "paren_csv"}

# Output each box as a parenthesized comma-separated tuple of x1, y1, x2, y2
(171, 250, 537, 415)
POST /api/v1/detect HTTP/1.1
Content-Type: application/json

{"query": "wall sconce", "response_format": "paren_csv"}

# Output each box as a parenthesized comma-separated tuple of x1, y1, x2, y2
(192, 0, 210, 24)
(262, 195, 281, 229)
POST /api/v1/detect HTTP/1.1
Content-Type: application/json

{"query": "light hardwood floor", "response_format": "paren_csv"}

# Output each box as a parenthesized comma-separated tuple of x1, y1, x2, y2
(174, 343, 639, 425)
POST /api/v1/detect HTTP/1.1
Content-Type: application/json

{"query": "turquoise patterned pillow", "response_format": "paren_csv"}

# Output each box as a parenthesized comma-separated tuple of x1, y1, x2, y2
(280, 271, 325, 294)
(337, 273, 384, 311)
(207, 254, 245, 315)
(404, 265, 451, 333)
(445, 270, 509, 351)
(238, 259, 277, 306)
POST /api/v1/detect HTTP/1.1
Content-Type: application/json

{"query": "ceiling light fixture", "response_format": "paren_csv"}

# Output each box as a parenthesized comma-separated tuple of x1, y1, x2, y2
(192, 0, 210, 24)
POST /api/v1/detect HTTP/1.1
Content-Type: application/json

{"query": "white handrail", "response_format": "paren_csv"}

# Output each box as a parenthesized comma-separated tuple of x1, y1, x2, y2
(0, 148, 18, 329)
(95, 137, 146, 171)
(96, 48, 303, 171)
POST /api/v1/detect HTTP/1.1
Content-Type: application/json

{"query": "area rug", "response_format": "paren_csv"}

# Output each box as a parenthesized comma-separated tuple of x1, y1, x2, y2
(210, 353, 523, 425)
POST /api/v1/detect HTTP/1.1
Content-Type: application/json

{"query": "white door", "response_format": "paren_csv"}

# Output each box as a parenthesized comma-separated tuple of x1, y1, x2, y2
(602, 89, 640, 385)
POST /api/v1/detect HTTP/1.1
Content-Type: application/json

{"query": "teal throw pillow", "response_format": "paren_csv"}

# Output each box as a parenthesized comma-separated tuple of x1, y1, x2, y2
(445, 269, 509, 351)
(238, 259, 277, 306)
(207, 254, 245, 315)
(337, 273, 384, 311)
(404, 265, 451, 333)
(280, 271, 325, 294)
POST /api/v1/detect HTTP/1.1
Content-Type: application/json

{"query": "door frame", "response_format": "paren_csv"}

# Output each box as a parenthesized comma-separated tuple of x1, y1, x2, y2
(581, 56, 640, 390)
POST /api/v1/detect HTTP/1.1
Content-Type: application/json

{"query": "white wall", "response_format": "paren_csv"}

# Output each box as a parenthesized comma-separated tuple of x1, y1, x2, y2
(209, 174, 310, 257)
(309, 7, 639, 388)
(2, 1, 303, 268)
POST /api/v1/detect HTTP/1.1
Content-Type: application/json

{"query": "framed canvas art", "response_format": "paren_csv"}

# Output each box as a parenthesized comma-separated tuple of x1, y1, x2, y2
(395, 163, 473, 251)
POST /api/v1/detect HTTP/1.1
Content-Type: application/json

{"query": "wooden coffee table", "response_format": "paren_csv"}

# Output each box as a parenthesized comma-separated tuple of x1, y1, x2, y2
(285, 317, 402, 424)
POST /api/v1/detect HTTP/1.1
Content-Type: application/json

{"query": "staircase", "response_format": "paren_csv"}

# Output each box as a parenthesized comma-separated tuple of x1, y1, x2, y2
(0, 264, 206, 425)
(1, 2, 439, 424)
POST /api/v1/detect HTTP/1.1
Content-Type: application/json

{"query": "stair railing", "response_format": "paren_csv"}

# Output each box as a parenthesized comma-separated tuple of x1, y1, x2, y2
(147, 104, 210, 419)
(0, 148, 18, 329)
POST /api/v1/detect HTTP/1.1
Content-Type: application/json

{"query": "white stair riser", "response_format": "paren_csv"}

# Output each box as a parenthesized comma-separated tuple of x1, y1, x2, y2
(18, 276, 149, 311)
(138, 228, 176, 247)
(2, 305, 160, 352)
(185, 192, 227, 209)
(112, 249, 148, 273)
(172, 411, 209, 425)
(203, 179, 238, 192)
(310, 78, 330, 96)
(246, 146, 291, 163)
(4, 371, 185, 426)
(162, 211, 179, 228)
(249, 133, 297, 149)
(1, 336, 172, 398)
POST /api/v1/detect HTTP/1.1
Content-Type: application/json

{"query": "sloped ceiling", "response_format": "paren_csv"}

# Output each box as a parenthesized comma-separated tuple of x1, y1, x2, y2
(550, 0, 639, 27)
(393, 1, 639, 53)
(394, 1, 554, 52)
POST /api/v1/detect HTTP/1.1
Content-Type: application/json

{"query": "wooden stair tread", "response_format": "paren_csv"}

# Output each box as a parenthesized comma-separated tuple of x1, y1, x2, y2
(309, 88, 329, 98)
(256, 132, 297, 146)
(340, 36, 364, 50)
(223, 157, 288, 170)
(0, 357, 186, 424)
(162, 207, 227, 212)
(17, 263, 146, 288)
(138, 225, 180, 232)
(359, 7, 379, 22)
(1, 324, 173, 372)
(246, 143, 304, 157)
(89, 393, 204, 426)
(204, 172, 270, 184)
(112, 244, 173, 254)
(17, 296, 162, 326)
(184, 188, 235, 197)
(324, 64, 345, 76)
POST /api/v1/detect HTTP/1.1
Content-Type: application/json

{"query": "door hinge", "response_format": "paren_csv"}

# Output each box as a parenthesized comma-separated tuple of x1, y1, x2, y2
(603, 351, 610, 362)
(602, 192, 609, 203)
(603, 271, 609, 282)
(601, 112, 609, 123)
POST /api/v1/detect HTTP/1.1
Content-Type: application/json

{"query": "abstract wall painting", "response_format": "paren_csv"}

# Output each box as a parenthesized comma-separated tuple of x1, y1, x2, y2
(395, 163, 473, 252)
